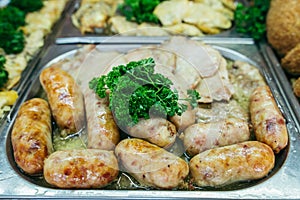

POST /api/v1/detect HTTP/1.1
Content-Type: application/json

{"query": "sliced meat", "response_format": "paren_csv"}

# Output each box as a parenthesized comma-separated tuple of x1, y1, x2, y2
(160, 36, 219, 78)
(196, 56, 234, 102)
(59, 45, 96, 77)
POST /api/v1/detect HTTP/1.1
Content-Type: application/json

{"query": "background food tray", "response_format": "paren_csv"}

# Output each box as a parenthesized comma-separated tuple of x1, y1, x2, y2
(54, 0, 249, 40)
(0, 0, 74, 125)
(1, 38, 300, 199)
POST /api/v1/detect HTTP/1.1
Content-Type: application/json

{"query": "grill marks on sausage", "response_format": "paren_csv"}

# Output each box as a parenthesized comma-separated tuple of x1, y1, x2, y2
(190, 141, 275, 187)
(44, 150, 119, 188)
(11, 98, 53, 175)
(40, 66, 85, 135)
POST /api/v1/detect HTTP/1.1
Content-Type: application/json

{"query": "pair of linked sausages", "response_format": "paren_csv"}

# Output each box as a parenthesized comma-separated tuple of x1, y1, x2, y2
(11, 65, 288, 188)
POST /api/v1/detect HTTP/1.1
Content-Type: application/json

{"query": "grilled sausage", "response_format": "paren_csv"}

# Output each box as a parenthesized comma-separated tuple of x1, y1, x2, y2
(189, 141, 275, 187)
(180, 118, 250, 156)
(115, 138, 189, 189)
(250, 85, 288, 153)
(44, 149, 119, 188)
(126, 118, 176, 148)
(85, 91, 120, 150)
(11, 98, 53, 175)
(40, 66, 85, 136)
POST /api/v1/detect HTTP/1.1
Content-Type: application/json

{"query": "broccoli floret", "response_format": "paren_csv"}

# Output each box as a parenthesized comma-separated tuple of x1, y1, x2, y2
(0, 55, 8, 88)
(9, 0, 43, 13)
(0, 6, 26, 29)
(0, 22, 25, 54)
(118, 0, 166, 24)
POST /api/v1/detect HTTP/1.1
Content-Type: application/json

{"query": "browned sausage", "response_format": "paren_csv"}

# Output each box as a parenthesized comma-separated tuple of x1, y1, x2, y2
(189, 141, 275, 187)
(250, 85, 288, 153)
(115, 138, 189, 189)
(11, 98, 53, 174)
(44, 149, 119, 188)
(39, 66, 85, 136)
(180, 118, 250, 156)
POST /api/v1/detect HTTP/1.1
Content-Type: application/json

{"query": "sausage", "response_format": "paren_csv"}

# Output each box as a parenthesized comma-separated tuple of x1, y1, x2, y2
(126, 118, 176, 148)
(85, 91, 120, 150)
(169, 107, 196, 132)
(115, 138, 189, 189)
(250, 85, 288, 153)
(44, 149, 119, 188)
(11, 98, 53, 175)
(189, 141, 275, 187)
(39, 66, 85, 136)
(180, 118, 250, 156)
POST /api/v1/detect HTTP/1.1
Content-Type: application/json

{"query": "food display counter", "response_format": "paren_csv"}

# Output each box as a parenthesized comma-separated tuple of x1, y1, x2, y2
(1, 0, 300, 199)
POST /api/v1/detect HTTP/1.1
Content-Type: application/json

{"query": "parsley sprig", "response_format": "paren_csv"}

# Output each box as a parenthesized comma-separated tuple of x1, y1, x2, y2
(89, 58, 200, 128)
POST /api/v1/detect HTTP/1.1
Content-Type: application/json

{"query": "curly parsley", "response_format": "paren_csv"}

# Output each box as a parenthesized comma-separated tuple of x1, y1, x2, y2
(89, 57, 200, 128)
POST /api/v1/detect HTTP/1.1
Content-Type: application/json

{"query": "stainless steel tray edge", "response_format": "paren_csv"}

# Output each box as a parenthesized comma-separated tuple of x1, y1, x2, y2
(55, 36, 255, 45)
(1, 40, 300, 199)
(258, 41, 300, 129)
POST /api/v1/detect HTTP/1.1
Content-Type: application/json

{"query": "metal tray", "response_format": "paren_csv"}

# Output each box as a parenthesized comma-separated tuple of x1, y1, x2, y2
(259, 41, 300, 131)
(55, 0, 249, 42)
(1, 38, 300, 199)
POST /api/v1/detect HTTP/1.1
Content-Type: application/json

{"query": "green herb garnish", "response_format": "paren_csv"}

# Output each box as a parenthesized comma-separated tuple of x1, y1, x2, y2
(0, 55, 8, 88)
(0, 22, 25, 54)
(89, 57, 200, 128)
(234, 0, 270, 40)
(118, 0, 165, 24)
(9, 0, 43, 13)
(0, 6, 26, 29)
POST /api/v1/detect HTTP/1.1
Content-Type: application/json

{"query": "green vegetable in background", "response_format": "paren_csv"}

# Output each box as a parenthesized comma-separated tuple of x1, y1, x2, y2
(0, 55, 8, 88)
(89, 57, 200, 128)
(0, 22, 25, 54)
(234, 0, 270, 40)
(9, 0, 43, 13)
(118, 0, 165, 24)
(0, 6, 26, 29)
